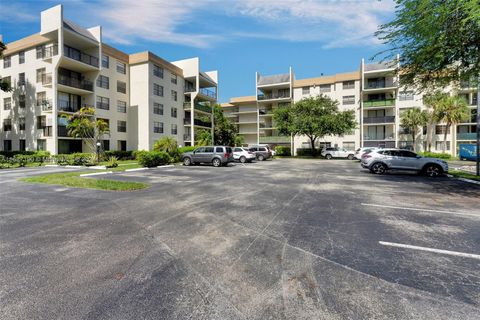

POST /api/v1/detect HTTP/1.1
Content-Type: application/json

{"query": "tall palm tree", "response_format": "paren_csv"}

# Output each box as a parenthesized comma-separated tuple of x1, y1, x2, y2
(433, 96, 470, 153)
(423, 91, 448, 151)
(400, 107, 429, 152)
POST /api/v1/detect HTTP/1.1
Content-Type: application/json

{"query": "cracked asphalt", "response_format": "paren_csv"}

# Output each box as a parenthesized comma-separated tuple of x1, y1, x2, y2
(1, 159, 480, 319)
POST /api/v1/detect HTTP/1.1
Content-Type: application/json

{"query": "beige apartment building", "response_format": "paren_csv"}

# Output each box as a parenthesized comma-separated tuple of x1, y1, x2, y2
(223, 61, 478, 156)
(0, 5, 217, 154)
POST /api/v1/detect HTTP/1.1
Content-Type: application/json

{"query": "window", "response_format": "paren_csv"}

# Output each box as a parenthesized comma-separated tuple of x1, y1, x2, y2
(398, 150, 417, 157)
(96, 75, 109, 89)
(171, 124, 177, 134)
(153, 83, 163, 96)
(36, 68, 46, 83)
(101, 140, 110, 151)
(19, 51, 25, 64)
(118, 140, 127, 151)
(153, 121, 163, 133)
(153, 102, 163, 115)
(171, 73, 177, 84)
(171, 107, 177, 118)
(4, 56, 11, 68)
(302, 87, 310, 95)
(343, 142, 355, 150)
(19, 95, 26, 108)
(342, 81, 354, 90)
(117, 100, 127, 113)
(399, 141, 414, 151)
(399, 91, 414, 101)
(215, 147, 224, 153)
(96, 96, 110, 110)
(18, 73, 25, 86)
(319, 84, 331, 93)
(204, 147, 214, 153)
(36, 92, 47, 107)
(117, 120, 127, 132)
(435, 125, 447, 134)
(116, 61, 126, 74)
(342, 95, 355, 105)
(4, 98, 11, 110)
(153, 65, 164, 78)
(19, 117, 26, 131)
(19, 139, 26, 151)
(3, 119, 12, 131)
(2, 76, 10, 87)
(102, 54, 109, 68)
(37, 139, 46, 151)
(436, 141, 450, 151)
(37, 116, 46, 129)
(234, 148, 242, 152)
(3, 140, 12, 151)
(117, 81, 126, 94)
(399, 126, 411, 135)
(171, 90, 177, 101)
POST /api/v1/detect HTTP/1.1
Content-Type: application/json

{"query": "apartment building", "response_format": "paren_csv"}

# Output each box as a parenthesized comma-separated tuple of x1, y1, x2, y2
(0, 5, 217, 154)
(223, 61, 477, 156)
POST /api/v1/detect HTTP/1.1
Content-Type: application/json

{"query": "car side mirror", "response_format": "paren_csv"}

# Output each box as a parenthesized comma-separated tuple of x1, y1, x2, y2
(416, 155, 421, 159)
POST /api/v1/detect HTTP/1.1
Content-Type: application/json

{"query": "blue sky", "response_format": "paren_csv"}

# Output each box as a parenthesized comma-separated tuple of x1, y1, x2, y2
(0, 0, 396, 102)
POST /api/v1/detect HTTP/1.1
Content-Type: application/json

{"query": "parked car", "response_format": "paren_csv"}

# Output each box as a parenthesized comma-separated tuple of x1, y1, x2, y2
(249, 145, 272, 161)
(182, 146, 233, 167)
(321, 147, 355, 160)
(232, 147, 256, 163)
(361, 148, 448, 177)
(354, 147, 379, 160)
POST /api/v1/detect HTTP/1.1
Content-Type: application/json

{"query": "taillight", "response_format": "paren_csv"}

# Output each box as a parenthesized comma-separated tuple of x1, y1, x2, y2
(363, 154, 372, 159)
(224, 153, 228, 158)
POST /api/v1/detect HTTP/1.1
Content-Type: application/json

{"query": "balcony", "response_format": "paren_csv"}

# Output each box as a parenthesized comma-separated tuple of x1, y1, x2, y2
(42, 126, 53, 137)
(58, 101, 81, 113)
(364, 135, 395, 141)
(37, 99, 53, 111)
(58, 75, 93, 92)
(57, 125, 69, 137)
(257, 93, 290, 101)
(363, 116, 395, 124)
(184, 118, 212, 128)
(363, 99, 395, 108)
(41, 73, 53, 86)
(364, 141, 396, 148)
(184, 102, 212, 113)
(199, 88, 216, 99)
(259, 135, 290, 143)
(184, 134, 191, 141)
(64, 45, 99, 68)
(37, 44, 58, 59)
(457, 132, 477, 140)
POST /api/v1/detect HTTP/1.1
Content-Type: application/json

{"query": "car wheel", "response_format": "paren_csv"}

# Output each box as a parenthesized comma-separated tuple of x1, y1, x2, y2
(347, 154, 354, 160)
(212, 158, 221, 167)
(371, 162, 387, 174)
(183, 157, 191, 166)
(258, 155, 265, 161)
(423, 164, 443, 177)
(325, 154, 332, 160)
(239, 156, 247, 163)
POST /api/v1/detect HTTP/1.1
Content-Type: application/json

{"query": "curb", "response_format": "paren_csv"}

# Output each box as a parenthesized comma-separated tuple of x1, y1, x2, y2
(80, 171, 113, 177)
(156, 165, 174, 168)
(125, 168, 149, 172)
(457, 177, 480, 186)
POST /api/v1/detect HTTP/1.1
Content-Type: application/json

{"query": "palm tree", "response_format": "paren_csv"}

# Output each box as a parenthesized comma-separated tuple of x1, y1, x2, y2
(66, 107, 110, 154)
(423, 91, 448, 152)
(400, 107, 429, 152)
(153, 136, 178, 153)
(433, 95, 470, 153)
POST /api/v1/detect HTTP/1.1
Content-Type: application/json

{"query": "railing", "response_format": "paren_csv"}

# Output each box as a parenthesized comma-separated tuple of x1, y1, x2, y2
(58, 101, 81, 113)
(364, 141, 396, 148)
(259, 109, 273, 115)
(37, 99, 52, 111)
(64, 45, 99, 67)
(185, 86, 195, 93)
(184, 134, 191, 141)
(42, 126, 53, 137)
(257, 93, 290, 100)
(457, 133, 477, 140)
(363, 135, 395, 141)
(363, 99, 396, 107)
(58, 75, 93, 91)
(57, 126, 69, 137)
(184, 101, 212, 113)
(365, 80, 397, 89)
(363, 116, 395, 124)
(259, 136, 290, 143)
(193, 118, 212, 127)
(37, 44, 58, 59)
(41, 73, 53, 86)
(199, 88, 216, 99)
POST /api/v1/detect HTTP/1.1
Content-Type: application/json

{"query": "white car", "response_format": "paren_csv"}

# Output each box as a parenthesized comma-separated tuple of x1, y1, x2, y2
(321, 147, 355, 160)
(232, 147, 256, 163)
(354, 147, 379, 160)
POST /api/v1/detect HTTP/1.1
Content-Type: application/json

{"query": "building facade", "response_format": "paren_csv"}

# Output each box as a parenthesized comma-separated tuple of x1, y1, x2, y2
(223, 61, 478, 156)
(0, 5, 217, 154)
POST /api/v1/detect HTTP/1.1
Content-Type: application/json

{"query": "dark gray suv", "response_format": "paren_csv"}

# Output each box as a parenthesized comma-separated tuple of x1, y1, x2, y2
(182, 146, 234, 167)
(248, 145, 272, 161)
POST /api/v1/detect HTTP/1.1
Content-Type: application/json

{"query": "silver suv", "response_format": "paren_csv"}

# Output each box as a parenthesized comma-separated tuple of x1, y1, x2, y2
(361, 148, 448, 177)
(182, 146, 233, 167)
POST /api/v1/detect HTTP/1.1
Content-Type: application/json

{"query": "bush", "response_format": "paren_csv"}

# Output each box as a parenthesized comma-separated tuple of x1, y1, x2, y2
(178, 146, 197, 154)
(275, 146, 291, 156)
(71, 153, 93, 166)
(0, 151, 35, 158)
(0, 155, 8, 169)
(137, 151, 171, 167)
(154, 137, 180, 161)
(105, 156, 119, 168)
(418, 151, 452, 160)
(13, 154, 32, 167)
(296, 148, 317, 157)
(104, 150, 134, 160)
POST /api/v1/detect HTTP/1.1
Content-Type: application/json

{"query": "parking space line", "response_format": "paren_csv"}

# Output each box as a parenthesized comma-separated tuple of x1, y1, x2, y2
(379, 241, 480, 260)
(361, 203, 479, 218)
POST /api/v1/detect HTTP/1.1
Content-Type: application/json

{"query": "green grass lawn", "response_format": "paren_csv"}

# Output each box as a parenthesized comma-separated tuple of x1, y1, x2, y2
(21, 171, 149, 191)
(449, 170, 480, 181)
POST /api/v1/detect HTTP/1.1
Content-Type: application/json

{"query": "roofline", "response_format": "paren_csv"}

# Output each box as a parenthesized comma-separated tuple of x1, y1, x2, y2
(3, 33, 51, 56)
(129, 51, 183, 75)
(293, 71, 361, 88)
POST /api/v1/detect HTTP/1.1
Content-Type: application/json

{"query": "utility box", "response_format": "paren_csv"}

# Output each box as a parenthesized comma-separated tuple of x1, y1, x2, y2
(459, 144, 478, 161)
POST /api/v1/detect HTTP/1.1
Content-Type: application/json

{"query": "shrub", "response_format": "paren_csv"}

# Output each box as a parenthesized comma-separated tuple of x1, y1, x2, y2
(275, 146, 291, 156)
(0, 155, 10, 169)
(13, 154, 32, 167)
(154, 137, 180, 161)
(0, 151, 35, 158)
(178, 146, 197, 154)
(137, 151, 171, 167)
(85, 154, 99, 166)
(104, 150, 134, 160)
(71, 153, 93, 166)
(33, 151, 51, 165)
(105, 156, 119, 168)
(296, 148, 316, 157)
(418, 151, 452, 160)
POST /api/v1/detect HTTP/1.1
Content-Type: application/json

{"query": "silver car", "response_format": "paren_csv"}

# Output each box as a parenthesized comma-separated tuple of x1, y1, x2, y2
(354, 147, 379, 160)
(361, 148, 448, 177)
(182, 146, 234, 167)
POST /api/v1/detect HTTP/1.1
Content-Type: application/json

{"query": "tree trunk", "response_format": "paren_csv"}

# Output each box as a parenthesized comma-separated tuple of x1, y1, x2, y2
(443, 124, 449, 153)
(309, 136, 317, 157)
(411, 127, 416, 152)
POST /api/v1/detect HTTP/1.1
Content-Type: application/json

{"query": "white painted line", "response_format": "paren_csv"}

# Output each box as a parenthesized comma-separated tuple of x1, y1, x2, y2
(361, 203, 479, 217)
(458, 177, 480, 186)
(45, 164, 59, 167)
(156, 165, 174, 168)
(379, 241, 480, 260)
(65, 165, 83, 168)
(125, 168, 148, 172)
(80, 171, 113, 177)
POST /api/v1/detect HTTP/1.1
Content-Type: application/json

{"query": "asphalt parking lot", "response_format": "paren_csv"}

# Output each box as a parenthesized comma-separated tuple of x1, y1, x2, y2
(1, 159, 480, 319)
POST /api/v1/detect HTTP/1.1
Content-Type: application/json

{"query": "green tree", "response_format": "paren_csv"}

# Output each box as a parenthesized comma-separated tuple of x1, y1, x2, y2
(212, 104, 238, 146)
(375, 0, 480, 90)
(65, 107, 110, 156)
(400, 107, 429, 151)
(153, 136, 179, 160)
(233, 135, 245, 146)
(0, 41, 12, 92)
(196, 129, 212, 146)
(433, 95, 470, 153)
(423, 91, 448, 151)
(274, 95, 357, 155)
